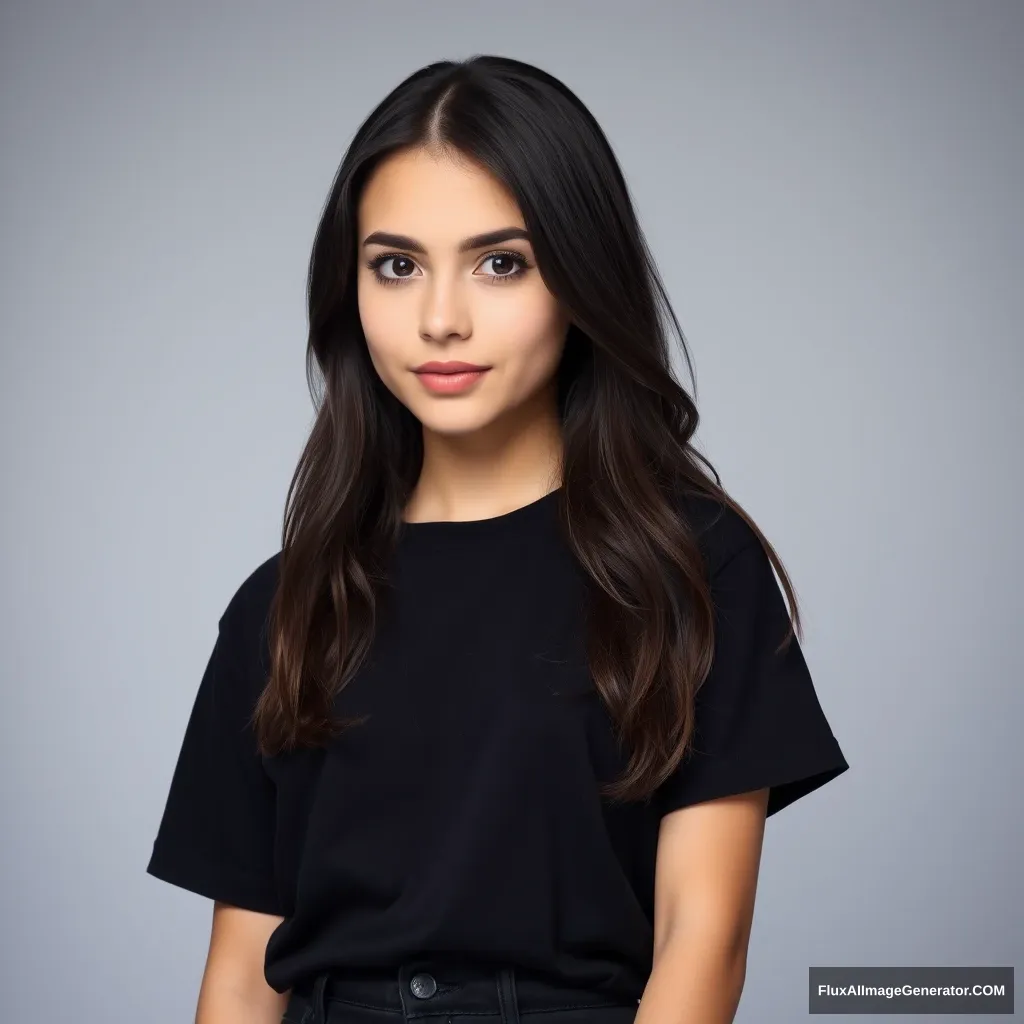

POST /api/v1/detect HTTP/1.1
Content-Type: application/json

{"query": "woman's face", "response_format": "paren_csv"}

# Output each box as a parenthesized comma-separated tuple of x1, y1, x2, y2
(356, 146, 571, 438)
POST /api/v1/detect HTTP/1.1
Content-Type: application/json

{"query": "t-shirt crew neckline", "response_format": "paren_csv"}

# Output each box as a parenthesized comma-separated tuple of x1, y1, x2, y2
(399, 485, 562, 538)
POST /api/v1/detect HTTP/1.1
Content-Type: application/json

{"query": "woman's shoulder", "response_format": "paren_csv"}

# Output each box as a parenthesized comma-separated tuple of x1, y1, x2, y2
(216, 550, 283, 667)
(675, 489, 761, 574)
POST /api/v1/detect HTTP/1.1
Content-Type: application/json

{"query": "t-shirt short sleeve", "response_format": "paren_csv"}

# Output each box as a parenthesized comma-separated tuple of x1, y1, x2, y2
(655, 518, 849, 819)
(146, 602, 282, 914)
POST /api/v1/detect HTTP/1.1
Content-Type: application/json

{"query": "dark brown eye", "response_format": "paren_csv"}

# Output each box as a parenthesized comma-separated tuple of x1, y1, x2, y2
(487, 255, 516, 276)
(477, 250, 532, 283)
(373, 255, 417, 280)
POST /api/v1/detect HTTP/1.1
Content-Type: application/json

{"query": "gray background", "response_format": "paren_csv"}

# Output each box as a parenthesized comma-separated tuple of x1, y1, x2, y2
(2, 1, 1021, 1021)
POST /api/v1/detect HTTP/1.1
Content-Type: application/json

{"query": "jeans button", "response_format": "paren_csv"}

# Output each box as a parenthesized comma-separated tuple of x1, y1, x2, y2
(410, 972, 437, 999)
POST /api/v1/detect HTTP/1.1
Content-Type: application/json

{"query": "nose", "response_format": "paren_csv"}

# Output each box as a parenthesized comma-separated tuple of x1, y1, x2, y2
(419, 268, 471, 342)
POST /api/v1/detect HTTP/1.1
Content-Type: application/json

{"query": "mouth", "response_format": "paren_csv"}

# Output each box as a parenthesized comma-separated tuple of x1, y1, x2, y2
(412, 365, 492, 394)
(414, 362, 492, 374)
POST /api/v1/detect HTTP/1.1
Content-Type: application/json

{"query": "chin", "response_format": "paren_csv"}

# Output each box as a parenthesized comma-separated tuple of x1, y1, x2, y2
(412, 404, 501, 437)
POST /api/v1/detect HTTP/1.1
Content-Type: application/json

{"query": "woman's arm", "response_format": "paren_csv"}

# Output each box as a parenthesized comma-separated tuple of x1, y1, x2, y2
(195, 903, 290, 1024)
(637, 788, 770, 1024)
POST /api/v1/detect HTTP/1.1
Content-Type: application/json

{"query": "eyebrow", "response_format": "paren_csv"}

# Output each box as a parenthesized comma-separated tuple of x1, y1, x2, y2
(360, 227, 531, 254)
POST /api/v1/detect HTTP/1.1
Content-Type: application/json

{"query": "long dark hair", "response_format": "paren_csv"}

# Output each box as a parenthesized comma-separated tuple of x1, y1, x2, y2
(253, 54, 802, 805)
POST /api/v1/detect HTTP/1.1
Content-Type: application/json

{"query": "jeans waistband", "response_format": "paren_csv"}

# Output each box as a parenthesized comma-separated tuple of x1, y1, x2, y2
(293, 960, 638, 1024)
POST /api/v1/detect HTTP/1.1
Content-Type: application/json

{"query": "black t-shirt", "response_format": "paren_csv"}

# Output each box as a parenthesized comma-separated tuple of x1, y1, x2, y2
(146, 488, 848, 1001)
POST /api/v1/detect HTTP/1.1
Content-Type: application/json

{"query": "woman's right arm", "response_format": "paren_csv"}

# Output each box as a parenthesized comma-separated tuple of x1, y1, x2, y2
(195, 903, 290, 1024)
(147, 582, 290, 1020)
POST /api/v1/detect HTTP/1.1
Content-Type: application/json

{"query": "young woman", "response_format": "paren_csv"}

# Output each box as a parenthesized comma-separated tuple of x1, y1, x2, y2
(147, 55, 849, 1024)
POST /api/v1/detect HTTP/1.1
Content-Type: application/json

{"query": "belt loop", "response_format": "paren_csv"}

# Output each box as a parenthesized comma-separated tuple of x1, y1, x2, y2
(496, 967, 521, 1024)
(309, 971, 328, 1024)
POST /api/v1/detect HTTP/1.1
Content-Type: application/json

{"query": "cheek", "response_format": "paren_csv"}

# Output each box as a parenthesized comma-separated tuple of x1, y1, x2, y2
(358, 283, 406, 382)
(494, 306, 567, 387)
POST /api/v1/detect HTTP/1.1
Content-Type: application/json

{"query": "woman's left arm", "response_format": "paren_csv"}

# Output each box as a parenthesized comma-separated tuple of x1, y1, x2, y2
(636, 787, 770, 1024)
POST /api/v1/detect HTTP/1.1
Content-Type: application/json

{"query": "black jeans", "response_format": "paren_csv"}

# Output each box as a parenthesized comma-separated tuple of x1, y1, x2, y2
(282, 960, 640, 1024)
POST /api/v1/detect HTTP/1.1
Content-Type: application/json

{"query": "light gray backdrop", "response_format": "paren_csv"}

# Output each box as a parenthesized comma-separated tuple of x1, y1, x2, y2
(2, 2, 1021, 1022)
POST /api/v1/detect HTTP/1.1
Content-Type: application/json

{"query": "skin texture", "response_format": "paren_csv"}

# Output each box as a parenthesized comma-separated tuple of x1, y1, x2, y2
(356, 144, 572, 522)
(640, 789, 771, 1023)
(195, 903, 288, 1024)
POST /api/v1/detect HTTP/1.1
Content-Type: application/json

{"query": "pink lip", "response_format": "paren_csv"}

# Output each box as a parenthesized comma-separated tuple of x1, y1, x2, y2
(414, 368, 490, 394)
(415, 361, 490, 373)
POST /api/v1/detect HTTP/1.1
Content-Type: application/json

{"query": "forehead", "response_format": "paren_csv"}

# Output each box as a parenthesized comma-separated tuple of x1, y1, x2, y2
(357, 147, 524, 239)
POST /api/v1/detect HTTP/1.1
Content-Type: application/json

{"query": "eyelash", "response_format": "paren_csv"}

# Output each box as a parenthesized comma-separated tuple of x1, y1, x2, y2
(364, 249, 533, 287)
